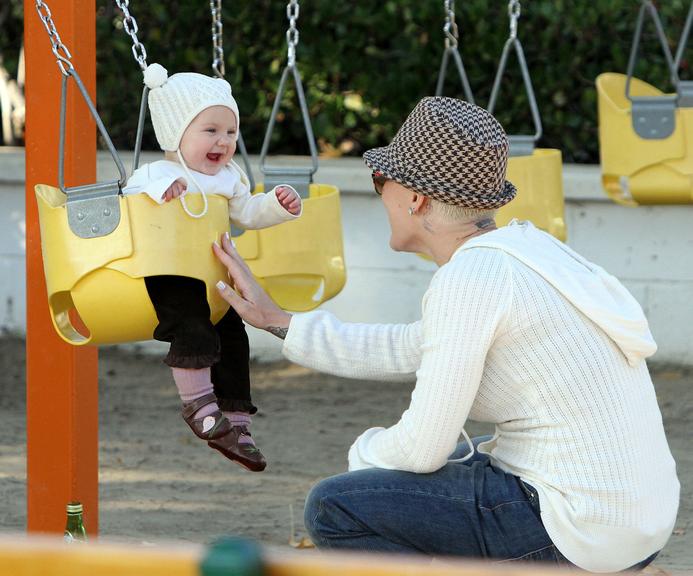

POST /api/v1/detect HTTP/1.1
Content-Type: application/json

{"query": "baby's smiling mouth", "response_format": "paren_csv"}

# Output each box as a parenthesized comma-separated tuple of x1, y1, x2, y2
(207, 153, 222, 162)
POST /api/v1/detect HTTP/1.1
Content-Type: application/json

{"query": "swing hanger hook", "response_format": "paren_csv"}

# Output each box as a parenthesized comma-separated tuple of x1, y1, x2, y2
(443, 0, 459, 50)
(508, 0, 521, 40)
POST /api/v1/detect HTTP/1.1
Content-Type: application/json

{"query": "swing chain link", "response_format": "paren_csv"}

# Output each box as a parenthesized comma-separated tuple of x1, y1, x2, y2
(34, 0, 74, 76)
(443, 0, 459, 50)
(114, 0, 148, 71)
(210, 0, 225, 78)
(508, 0, 521, 39)
(286, 0, 300, 68)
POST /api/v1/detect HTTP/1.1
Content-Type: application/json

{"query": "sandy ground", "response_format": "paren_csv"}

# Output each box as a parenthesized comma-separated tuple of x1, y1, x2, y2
(0, 335, 690, 571)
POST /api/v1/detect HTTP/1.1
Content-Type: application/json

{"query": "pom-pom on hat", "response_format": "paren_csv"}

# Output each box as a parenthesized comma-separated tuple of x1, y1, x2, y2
(143, 63, 240, 152)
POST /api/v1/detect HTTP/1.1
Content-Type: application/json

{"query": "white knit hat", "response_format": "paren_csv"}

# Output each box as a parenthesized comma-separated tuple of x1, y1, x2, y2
(143, 63, 240, 152)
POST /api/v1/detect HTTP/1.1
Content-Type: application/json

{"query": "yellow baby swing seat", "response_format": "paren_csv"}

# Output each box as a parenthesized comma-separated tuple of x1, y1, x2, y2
(234, 33, 346, 313)
(36, 186, 231, 346)
(499, 147, 566, 241)
(596, 1, 693, 206)
(597, 73, 693, 206)
(234, 183, 344, 313)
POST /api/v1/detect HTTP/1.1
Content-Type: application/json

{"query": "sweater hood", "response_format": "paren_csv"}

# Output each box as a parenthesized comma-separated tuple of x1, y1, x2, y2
(459, 220, 656, 366)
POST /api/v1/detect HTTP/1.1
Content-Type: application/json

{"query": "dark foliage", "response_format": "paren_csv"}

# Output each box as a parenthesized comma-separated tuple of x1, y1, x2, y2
(3, 1, 692, 162)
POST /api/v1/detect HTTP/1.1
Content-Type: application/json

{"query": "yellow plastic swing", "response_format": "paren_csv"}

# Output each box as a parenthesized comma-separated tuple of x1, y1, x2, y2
(488, 0, 566, 240)
(36, 0, 343, 346)
(596, 2, 693, 206)
(36, 187, 230, 345)
(499, 149, 565, 240)
(233, 0, 345, 311)
(32, 1, 237, 346)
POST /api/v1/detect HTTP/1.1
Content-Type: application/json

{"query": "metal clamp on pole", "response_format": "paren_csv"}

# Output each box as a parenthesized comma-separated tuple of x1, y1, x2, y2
(625, 0, 678, 138)
(487, 0, 542, 157)
(435, 0, 474, 103)
(259, 0, 318, 199)
(59, 70, 125, 238)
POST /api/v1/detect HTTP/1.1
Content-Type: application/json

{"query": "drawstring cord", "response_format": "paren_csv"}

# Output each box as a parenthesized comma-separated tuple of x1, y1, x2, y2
(446, 427, 476, 463)
(176, 149, 209, 218)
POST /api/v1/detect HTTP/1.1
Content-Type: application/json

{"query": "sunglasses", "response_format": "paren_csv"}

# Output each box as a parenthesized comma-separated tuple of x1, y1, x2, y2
(372, 172, 388, 196)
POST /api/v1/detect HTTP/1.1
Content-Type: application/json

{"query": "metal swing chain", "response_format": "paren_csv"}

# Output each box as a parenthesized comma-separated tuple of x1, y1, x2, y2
(112, 0, 150, 170)
(210, 0, 225, 78)
(34, 0, 74, 75)
(443, 0, 459, 50)
(286, 0, 300, 68)
(508, 0, 521, 40)
(114, 0, 148, 71)
(209, 0, 255, 193)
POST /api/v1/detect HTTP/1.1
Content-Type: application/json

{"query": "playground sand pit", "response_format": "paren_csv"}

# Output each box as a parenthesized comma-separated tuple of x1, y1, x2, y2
(0, 334, 691, 571)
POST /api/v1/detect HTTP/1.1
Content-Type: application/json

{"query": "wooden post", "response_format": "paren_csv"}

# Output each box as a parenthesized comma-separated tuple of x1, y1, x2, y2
(24, 0, 99, 534)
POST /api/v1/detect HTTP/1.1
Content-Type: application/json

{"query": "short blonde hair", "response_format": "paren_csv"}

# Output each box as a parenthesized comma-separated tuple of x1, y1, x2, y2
(427, 198, 496, 223)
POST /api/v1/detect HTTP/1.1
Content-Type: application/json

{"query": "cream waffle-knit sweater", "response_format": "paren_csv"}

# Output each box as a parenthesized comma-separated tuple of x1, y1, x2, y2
(283, 221, 679, 572)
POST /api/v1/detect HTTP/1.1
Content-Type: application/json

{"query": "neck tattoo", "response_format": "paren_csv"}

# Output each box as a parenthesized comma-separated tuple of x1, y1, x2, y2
(475, 218, 495, 230)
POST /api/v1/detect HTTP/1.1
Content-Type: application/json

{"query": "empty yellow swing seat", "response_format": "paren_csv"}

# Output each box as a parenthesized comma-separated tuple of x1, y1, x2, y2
(497, 148, 566, 241)
(36, 185, 231, 346)
(234, 183, 346, 313)
(597, 72, 693, 206)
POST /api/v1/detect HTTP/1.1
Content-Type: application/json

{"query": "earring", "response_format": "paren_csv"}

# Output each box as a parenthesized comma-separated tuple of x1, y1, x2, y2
(408, 207, 415, 216)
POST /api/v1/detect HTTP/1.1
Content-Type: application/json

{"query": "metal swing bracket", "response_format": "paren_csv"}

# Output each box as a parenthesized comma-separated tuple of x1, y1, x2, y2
(508, 135, 536, 157)
(259, 64, 318, 200)
(488, 1, 542, 158)
(625, 0, 680, 139)
(488, 36, 543, 157)
(59, 69, 126, 238)
(630, 96, 677, 139)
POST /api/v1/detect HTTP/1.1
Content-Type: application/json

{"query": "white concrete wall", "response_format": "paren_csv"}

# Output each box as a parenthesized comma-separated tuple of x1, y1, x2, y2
(3, 147, 692, 365)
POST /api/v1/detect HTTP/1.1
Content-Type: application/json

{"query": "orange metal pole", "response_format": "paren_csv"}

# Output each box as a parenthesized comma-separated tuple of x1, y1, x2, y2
(25, 0, 99, 534)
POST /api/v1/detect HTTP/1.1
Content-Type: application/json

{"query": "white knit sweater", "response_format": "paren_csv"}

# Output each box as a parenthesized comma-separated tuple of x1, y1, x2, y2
(283, 221, 679, 572)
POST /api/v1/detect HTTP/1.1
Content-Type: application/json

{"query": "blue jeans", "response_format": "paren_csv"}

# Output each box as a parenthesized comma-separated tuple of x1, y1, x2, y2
(304, 436, 658, 569)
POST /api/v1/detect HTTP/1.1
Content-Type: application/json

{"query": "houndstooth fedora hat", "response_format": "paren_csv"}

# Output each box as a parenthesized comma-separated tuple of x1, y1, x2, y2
(363, 97, 516, 209)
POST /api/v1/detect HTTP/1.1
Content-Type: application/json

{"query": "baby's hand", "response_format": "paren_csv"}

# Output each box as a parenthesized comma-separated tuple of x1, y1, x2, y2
(161, 178, 187, 202)
(275, 185, 301, 215)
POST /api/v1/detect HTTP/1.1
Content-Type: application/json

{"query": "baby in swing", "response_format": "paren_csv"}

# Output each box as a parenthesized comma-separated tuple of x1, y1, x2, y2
(123, 63, 301, 472)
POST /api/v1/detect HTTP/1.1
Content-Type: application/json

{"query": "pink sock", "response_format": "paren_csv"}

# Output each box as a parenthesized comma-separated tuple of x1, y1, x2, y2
(172, 367, 218, 419)
(222, 411, 255, 445)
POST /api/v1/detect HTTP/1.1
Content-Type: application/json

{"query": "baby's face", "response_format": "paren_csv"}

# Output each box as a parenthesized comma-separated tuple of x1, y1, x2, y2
(178, 105, 237, 175)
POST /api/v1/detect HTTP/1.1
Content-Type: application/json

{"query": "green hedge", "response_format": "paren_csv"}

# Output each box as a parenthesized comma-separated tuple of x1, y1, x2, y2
(3, 1, 691, 162)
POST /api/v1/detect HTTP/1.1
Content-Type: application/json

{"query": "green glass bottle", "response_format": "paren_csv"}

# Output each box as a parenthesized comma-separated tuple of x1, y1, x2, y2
(64, 502, 87, 543)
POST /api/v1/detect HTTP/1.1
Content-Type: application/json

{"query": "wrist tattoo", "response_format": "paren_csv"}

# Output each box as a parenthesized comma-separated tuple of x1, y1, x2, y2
(267, 325, 289, 340)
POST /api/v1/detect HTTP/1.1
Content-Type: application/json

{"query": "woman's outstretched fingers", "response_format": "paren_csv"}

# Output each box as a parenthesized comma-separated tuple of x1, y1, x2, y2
(215, 279, 248, 316)
(212, 235, 290, 332)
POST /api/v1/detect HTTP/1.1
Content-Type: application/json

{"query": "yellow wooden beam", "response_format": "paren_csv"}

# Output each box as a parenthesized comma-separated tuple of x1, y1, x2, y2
(0, 535, 581, 576)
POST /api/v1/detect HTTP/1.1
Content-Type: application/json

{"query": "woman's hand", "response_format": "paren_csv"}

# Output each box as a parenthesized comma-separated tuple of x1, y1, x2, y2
(212, 233, 292, 338)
